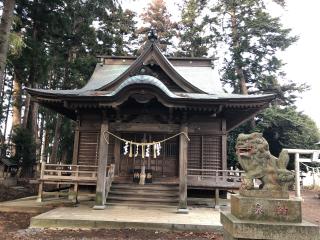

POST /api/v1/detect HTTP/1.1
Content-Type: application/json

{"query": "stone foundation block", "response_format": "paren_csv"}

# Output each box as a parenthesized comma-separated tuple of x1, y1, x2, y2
(221, 211, 319, 240)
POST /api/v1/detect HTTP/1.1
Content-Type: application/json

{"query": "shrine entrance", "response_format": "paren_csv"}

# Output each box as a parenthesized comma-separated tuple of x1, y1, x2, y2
(118, 133, 179, 181)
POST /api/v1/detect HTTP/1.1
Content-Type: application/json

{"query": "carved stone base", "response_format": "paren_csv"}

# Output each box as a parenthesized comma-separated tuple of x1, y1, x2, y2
(221, 211, 319, 240)
(221, 193, 319, 240)
(239, 189, 289, 199)
(231, 194, 302, 223)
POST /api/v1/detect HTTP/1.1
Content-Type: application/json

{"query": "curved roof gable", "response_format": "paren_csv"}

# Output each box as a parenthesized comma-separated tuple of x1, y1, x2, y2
(93, 42, 205, 93)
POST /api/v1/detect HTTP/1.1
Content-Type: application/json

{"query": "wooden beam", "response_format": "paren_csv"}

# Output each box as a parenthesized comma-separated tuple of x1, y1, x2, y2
(110, 122, 179, 133)
(94, 116, 109, 209)
(178, 124, 188, 212)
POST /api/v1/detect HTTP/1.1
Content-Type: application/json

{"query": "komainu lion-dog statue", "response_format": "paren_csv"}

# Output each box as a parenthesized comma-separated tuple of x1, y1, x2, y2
(236, 132, 295, 191)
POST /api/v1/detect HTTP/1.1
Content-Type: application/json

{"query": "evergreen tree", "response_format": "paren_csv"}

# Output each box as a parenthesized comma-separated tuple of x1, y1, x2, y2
(96, 7, 138, 56)
(177, 0, 216, 57)
(6, 0, 130, 166)
(209, 0, 304, 104)
(138, 0, 177, 54)
(255, 106, 320, 155)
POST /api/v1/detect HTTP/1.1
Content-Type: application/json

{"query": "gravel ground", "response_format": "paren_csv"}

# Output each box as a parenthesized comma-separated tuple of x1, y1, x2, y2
(0, 185, 319, 240)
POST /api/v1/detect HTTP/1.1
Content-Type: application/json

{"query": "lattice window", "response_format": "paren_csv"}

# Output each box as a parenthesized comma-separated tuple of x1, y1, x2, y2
(188, 135, 202, 174)
(202, 135, 222, 172)
(78, 131, 99, 165)
(187, 134, 222, 175)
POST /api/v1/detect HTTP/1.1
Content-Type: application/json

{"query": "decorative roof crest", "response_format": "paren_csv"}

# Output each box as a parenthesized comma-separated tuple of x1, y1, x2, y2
(148, 29, 158, 42)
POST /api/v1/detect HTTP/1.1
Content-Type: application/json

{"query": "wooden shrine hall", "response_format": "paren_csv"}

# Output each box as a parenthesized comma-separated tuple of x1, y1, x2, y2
(27, 33, 275, 211)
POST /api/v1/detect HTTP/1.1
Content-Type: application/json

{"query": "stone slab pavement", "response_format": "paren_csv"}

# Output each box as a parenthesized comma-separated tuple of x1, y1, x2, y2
(30, 204, 223, 232)
(0, 196, 74, 214)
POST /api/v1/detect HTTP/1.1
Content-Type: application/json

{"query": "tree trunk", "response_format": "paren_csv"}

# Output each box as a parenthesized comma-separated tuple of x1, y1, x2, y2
(12, 71, 22, 128)
(41, 126, 50, 163)
(22, 93, 30, 128)
(3, 75, 13, 139)
(0, 0, 16, 102)
(230, 6, 255, 128)
(30, 101, 39, 145)
(50, 114, 62, 164)
(230, 7, 248, 95)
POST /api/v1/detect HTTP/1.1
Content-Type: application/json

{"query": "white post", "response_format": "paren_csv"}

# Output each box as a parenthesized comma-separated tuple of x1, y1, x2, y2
(295, 153, 301, 199)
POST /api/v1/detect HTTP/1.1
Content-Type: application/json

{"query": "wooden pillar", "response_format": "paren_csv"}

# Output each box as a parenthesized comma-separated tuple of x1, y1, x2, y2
(94, 116, 109, 209)
(114, 138, 120, 176)
(178, 124, 188, 213)
(221, 119, 227, 170)
(215, 188, 220, 208)
(36, 161, 45, 202)
(72, 116, 80, 165)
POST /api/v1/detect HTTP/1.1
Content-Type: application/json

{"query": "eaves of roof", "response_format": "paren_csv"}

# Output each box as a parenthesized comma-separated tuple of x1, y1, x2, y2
(26, 75, 276, 104)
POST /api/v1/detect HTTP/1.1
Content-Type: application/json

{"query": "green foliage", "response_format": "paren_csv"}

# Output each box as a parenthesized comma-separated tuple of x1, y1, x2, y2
(255, 106, 320, 155)
(96, 8, 138, 55)
(227, 107, 320, 168)
(11, 126, 36, 171)
(58, 117, 75, 164)
(177, 0, 217, 57)
(209, 0, 304, 104)
(227, 123, 253, 168)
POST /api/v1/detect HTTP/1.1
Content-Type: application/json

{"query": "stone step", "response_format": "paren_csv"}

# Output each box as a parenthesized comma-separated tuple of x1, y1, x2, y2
(105, 201, 178, 208)
(111, 184, 179, 192)
(109, 190, 179, 198)
(107, 195, 179, 203)
(107, 182, 179, 207)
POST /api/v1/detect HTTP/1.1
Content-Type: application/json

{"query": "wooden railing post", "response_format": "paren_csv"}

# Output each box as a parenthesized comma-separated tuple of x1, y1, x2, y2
(72, 165, 79, 203)
(105, 164, 115, 199)
(36, 161, 45, 202)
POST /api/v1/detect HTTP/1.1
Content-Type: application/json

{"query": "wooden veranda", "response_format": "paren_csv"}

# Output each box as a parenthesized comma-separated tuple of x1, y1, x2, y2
(37, 161, 243, 206)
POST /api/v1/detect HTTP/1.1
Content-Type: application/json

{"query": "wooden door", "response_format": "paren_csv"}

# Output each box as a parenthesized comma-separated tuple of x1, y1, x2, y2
(119, 133, 179, 178)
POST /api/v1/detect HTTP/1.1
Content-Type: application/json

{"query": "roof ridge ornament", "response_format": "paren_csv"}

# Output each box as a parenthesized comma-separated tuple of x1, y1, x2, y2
(148, 29, 158, 42)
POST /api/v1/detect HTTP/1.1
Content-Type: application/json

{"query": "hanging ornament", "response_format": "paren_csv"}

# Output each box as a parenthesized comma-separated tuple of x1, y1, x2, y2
(135, 144, 139, 157)
(129, 141, 133, 157)
(153, 142, 157, 158)
(142, 145, 145, 159)
(156, 142, 161, 156)
(123, 141, 129, 155)
(146, 145, 150, 158)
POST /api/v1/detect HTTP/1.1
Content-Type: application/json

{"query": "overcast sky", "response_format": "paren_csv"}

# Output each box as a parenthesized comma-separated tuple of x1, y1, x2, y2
(123, 0, 320, 128)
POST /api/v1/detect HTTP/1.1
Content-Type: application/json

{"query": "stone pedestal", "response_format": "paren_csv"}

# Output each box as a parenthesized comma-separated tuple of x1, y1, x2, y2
(221, 191, 319, 240)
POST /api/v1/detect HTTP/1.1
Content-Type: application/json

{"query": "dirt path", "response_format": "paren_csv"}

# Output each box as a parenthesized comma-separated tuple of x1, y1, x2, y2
(300, 189, 320, 225)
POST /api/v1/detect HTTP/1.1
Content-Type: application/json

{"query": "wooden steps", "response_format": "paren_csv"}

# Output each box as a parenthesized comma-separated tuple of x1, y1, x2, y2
(107, 182, 179, 207)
